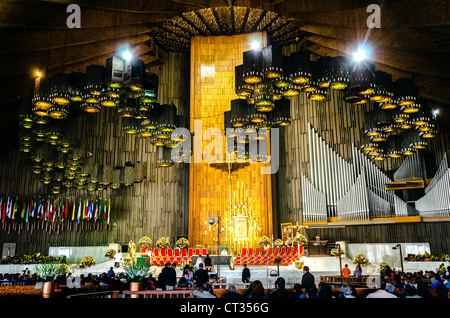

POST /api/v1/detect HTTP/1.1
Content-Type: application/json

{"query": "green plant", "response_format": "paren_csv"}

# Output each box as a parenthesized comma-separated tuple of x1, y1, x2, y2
(122, 262, 154, 282)
(33, 263, 67, 282)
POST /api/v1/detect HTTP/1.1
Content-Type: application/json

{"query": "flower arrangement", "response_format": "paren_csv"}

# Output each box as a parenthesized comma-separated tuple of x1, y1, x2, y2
(330, 248, 344, 256)
(122, 262, 153, 282)
(0, 253, 66, 265)
(294, 234, 308, 245)
(353, 253, 370, 266)
(105, 249, 116, 259)
(175, 237, 189, 248)
(80, 256, 96, 268)
(403, 252, 448, 262)
(156, 236, 170, 248)
(139, 236, 152, 247)
(258, 236, 271, 246)
(295, 261, 304, 270)
(274, 239, 284, 247)
(378, 261, 392, 275)
(33, 263, 67, 282)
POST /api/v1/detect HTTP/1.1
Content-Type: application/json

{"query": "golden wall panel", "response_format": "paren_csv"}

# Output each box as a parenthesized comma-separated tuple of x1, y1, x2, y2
(188, 33, 273, 253)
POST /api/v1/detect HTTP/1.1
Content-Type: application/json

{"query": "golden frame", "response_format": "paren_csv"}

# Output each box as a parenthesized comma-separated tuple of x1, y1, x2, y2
(280, 223, 293, 242)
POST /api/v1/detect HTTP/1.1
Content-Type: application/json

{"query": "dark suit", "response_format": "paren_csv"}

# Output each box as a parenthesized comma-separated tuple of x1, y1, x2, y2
(194, 268, 209, 287)
(242, 267, 251, 283)
(161, 266, 177, 289)
(300, 271, 315, 289)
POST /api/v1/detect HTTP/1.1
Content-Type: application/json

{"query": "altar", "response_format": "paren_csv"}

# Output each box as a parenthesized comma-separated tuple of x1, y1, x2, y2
(308, 240, 329, 256)
(192, 255, 232, 266)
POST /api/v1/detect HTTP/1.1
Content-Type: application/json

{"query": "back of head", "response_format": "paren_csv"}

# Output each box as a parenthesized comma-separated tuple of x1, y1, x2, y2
(229, 285, 236, 293)
(341, 284, 352, 296)
(303, 266, 310, 272)
(384, 283, 394, 294)
(275, 277, 286, 289)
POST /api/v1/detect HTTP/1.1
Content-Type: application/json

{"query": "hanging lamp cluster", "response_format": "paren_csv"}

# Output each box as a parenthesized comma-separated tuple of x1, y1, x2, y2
(19, 108, 148, 195)
(362, 96, 437, 161)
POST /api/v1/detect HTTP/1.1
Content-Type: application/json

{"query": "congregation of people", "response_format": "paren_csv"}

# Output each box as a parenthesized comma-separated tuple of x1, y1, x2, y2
(0, 262, 449, 299)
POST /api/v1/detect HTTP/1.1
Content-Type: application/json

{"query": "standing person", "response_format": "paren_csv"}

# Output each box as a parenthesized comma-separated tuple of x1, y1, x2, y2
(204, 254, 213, 272)
(161, 262, 176, 290)
(300, 266, 315, 290)
(342, 264, 351, 278)
(354, 264, 362, 277)
(193, 263, 209, 287)
(113, 250, 122, 268)
(242, 263, 251, 284)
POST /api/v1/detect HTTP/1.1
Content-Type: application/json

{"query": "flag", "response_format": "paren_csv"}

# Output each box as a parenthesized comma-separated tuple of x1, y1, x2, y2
(11, 198, 18, 220)
(20, 199, 26, 219)
(6, 197, 11, 219)
(64, 199, 69, 220)
(77, 200, 81, 224)
(107, 199, 110, 225)
(94, 201, 98, 220)
(71, 201, 76, 221)
(0, 198, 4, 223)
(25, 200, 30, 223)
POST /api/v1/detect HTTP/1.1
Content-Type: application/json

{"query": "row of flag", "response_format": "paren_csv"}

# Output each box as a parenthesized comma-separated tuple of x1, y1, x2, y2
(0, 196, 111, 225)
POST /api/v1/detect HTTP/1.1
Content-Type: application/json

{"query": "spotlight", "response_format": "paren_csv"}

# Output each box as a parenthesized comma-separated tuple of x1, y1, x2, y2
(250, 40, 260, 51)
(121, 50, 133, 61)
(35, 71, 42, 78)
(353, 44, 372, 62)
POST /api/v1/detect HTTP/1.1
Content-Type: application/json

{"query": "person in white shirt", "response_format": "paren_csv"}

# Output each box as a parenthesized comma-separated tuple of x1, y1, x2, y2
(366, 283, 398, 298)
(194, 255, 204, 270)
(113, 251, 123, 268)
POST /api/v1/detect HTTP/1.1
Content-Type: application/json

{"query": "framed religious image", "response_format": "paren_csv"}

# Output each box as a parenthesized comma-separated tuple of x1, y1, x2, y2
(233, 216, 248, 239)
(280, 223, 293, 242)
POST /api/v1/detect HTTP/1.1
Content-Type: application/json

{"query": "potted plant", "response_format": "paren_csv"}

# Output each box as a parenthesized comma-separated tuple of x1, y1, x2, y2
(258, 236, 271, 246)
(123, 262, 153, 298)
(139, 236, 152, 249)
(175, 237, 189, 249)
(378, 261, 392, 276)
(80, 255, 96, 268)
(156, 236, 170, 248)
(33, 263, 67, 298)
(330, 248, 344, 257)
(274, 239, 284, 247)
(353, 253, 370, 267)
(105, 249, 116, 260)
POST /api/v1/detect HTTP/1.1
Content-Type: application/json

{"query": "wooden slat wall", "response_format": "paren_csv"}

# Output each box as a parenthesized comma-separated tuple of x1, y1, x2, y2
(274, 44, 450, 253)
(0, 51, 190, 255)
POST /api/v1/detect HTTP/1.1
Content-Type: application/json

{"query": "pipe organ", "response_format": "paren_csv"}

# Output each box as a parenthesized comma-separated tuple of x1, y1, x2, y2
(302, 123, 415, 224)
(415, 153, 450, 218)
